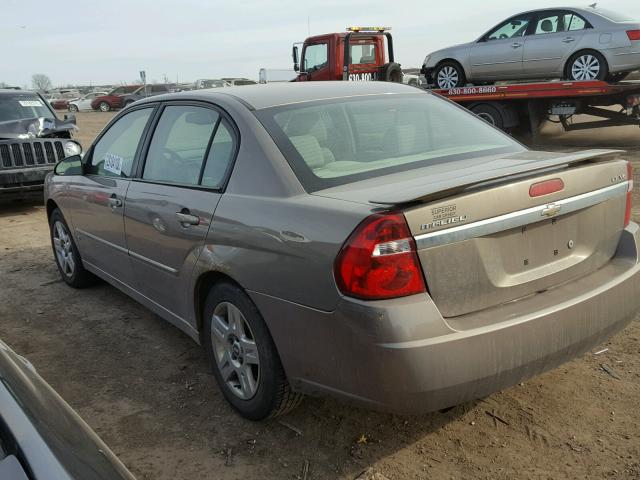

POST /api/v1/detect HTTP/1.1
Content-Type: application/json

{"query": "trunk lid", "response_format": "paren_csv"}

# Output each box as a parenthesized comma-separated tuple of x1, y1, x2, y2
(313, 149, 630, 317)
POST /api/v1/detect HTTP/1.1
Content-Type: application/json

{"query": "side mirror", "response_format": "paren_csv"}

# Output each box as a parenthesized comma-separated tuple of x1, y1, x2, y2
(292, 45, 300, 72)
(63, 113, 76, 124)
(54, 154, 83, 176)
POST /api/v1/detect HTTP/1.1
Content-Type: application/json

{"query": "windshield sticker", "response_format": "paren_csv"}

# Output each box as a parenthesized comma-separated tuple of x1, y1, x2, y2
(103, 153, 124, 176)
(19, 100, 44, 107)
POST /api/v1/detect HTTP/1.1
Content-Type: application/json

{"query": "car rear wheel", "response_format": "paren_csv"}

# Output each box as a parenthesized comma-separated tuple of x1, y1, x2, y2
(203, 282, 303, 420)
(98, 101, 111, 112)
(68, 104, 78, 112)
(434, 61, 466, 89)
(49, 209, 97, 288)
(566, 51, 608, 81)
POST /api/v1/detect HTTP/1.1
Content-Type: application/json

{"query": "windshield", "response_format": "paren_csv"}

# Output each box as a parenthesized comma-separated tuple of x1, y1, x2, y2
(0, 93, 55, 122)
(592, 8, 635, 22)
(256, 93, 524, 191)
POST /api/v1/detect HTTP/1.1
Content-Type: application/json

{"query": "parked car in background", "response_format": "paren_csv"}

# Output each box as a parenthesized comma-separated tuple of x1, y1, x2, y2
(46, 82, 640, 420)
(91, 85, 142, 112)
(120, 84, 177, 107)
(0, 89, 81, 200)
(194, 79, 231, 89)
(423, 6, 640, 88)
(68, 91, 108, 112)
(0, 338, 135, 479)
(222, 77, 258, 86)
(48, 91, 81, 110)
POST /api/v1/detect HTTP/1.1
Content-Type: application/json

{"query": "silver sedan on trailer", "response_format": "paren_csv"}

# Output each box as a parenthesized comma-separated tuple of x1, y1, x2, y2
(423, 6, 640, 88)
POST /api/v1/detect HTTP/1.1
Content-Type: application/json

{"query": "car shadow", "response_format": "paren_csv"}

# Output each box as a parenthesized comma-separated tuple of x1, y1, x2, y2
(0, 197, 44, 217)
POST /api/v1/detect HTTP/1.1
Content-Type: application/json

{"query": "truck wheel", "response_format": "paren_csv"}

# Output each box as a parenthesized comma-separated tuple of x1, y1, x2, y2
(98, 101, 111, 112)
(49, 209, 97, 288)
(380, 62, 403, 83)
(471, 104, 504, 130)
(434, 61, 466, 89)
(566, 51, 608, 81)
(203, 282, 303, 420)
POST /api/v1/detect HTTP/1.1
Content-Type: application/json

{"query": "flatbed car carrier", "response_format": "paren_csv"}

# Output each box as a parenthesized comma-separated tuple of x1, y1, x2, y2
(432, 80, 640, 141)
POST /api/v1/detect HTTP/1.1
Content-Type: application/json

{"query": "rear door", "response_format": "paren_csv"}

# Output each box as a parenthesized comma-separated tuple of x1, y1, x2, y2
(470, 13, 533, 80)
(124, 102, 238, 321)
(68, 106, 155, 287)
(523, 10, 588, 76)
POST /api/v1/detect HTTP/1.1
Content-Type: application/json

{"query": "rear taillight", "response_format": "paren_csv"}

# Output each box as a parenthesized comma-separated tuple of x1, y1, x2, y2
(625, 161, 634, 227)
(627, 30, 640, 41)
(334, 213, 426, 300)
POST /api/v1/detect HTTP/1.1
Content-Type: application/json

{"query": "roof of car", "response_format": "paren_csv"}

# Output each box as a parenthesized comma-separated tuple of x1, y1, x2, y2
(145, 81, 425, 110)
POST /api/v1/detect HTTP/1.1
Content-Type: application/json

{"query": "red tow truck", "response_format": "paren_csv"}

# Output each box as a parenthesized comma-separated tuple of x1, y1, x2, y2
(292, 27, 640, 139)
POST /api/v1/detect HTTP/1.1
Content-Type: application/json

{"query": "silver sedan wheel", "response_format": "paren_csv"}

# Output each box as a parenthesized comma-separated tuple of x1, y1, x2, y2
(437, 66, 459, 89)
(210, 302, 260, 400)
(571, 54, 600, 80)
(52, 221, 75, 277)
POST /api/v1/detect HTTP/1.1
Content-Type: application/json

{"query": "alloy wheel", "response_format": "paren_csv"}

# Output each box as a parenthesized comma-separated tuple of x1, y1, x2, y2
(571, 55, 600, 80)
(437, 66, 459, 89)
(52, 221, 75, 277)
(99, 102, 109, 112)
(210, 302, 260, 400)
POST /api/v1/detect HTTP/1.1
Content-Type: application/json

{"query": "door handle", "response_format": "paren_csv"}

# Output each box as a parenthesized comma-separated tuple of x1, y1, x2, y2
(108, 195, 123, 209)
(511, 43, 522, 48)
(562, 37, 575, 43)
(175, 211, 200, 227)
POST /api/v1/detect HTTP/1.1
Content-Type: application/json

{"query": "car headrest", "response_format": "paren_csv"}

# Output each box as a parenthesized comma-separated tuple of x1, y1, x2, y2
(541, 19, 553, 32)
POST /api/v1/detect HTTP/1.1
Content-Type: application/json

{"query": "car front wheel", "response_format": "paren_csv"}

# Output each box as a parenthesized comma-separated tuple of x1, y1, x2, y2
(203, 282, 303, 420)
(49, 209, 97, 288)
(433, 61, 466, 89)
(98, 101, 111, 112)
(566, 51, 608, 81)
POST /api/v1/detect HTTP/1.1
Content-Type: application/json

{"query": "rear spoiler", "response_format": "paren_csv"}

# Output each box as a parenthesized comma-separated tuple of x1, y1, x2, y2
(369, 149, 624, 205)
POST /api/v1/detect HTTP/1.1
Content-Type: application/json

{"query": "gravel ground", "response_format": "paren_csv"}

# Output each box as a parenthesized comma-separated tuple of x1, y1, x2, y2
(0, 111, 638, 479)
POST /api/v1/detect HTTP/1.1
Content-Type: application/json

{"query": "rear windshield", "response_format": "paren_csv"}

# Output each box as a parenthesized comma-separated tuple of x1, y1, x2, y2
(256, 93, 523, 191)
(0, 93, 54, 122)
(592, 8, 635, 23)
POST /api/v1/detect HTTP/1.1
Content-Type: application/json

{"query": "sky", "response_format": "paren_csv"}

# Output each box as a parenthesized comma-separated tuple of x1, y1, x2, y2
(2, 0, 640, 88)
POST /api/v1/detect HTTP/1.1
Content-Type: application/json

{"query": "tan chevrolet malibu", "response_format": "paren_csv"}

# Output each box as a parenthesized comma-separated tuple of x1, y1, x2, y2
(44, 81, 639, 420)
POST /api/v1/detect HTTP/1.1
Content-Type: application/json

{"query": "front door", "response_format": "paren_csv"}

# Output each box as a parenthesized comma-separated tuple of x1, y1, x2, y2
(300, 41, 331, 81)
(523, 11, 588, 77)
(470, 14, 533, 80)
(68, 106, 155, 287)
(124, 103, 238, 322)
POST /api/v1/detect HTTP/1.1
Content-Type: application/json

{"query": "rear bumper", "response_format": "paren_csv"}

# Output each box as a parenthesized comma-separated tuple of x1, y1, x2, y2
(252, 224, 640, 414)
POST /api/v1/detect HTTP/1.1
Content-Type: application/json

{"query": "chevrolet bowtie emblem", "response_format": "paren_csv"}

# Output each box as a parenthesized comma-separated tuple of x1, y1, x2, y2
(541, 203, 562, 217)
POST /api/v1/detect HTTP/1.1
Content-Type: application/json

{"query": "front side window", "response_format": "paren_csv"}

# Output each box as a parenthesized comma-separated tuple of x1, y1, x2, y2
(303, 43, 328, 72)
(143, 105, 219, 186)
(535, 14, 562, 34)
(256, 94, 523, 191)
(89, 107, 153, 178)
(487, 16, 531, 40)
(350, 43, 377, 65)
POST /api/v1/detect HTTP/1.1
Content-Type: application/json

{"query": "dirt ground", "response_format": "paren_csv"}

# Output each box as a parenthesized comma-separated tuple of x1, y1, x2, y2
(0, 111, 639, 479)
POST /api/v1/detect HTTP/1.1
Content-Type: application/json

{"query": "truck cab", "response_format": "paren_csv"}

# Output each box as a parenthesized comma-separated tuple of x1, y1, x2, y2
(293, 27, 402, 83)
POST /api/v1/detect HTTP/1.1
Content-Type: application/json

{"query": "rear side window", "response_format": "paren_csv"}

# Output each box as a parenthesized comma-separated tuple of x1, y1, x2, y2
(350, 43, 377, 65)
(142, 104, 236, 188)
(534, 14, 562, 34)
(256, 94, 523, 191)
(564, 13, 587, 31)
(89, 107, 153, 178)
(143, 105, 219, 186)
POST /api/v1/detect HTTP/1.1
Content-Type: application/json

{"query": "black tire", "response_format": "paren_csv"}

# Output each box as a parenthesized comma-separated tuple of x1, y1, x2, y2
(49, 209, 97, 288)
(470, 104, 504, 130)
(433, 61, 466, 89)
(565, 50, 608, 81)
(380, 62, 403, 83)
(607, 72, 630, 83)
(98, 101, 111, 112)
(68, 104, 78, 112)
(203, 282, 303, 420)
